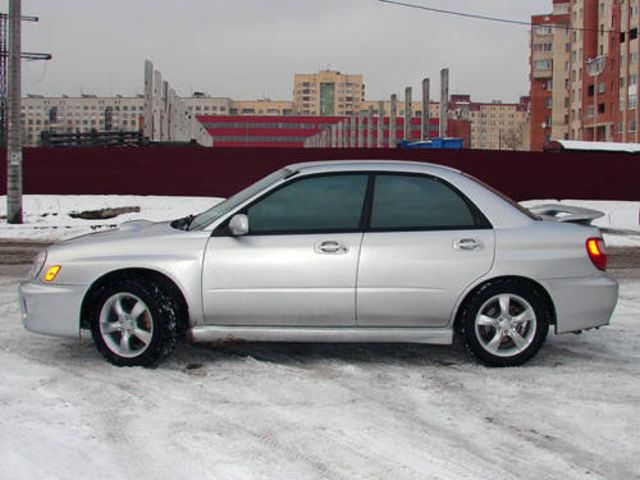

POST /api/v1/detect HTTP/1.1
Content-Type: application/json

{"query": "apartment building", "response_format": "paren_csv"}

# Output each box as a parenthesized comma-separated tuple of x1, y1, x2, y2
(229, 99, 294, 116)
(21, 95, 145, 146)
(530, 0, 571, 150)
(531, 0, 640, 149)
(466, 97, 531, 150)
(293, 70, 365, 116)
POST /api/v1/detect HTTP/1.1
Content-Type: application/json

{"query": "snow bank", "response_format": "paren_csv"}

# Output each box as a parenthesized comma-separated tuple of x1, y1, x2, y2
(0, 195, 222, 241)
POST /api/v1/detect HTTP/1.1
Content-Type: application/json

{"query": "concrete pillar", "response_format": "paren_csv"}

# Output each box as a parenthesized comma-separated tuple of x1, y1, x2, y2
(342, 119, 348, 147)
(377, 101, 384, 148)
(404, 86, 412, 141)
(153, 70, 162, 141)
(337, 121, 343, 148)
(143, 60, 153, 139)
(422, 78, 430, 141)
(439, 68, 449, 138)
(390, 94, 397, 148)
(367, 106, 374, 147)
(350, 115, 356, 147)
(358, 110, 365, 147)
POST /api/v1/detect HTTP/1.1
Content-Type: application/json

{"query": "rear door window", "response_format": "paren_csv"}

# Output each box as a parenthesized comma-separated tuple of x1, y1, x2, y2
(369, 174, 489, 230)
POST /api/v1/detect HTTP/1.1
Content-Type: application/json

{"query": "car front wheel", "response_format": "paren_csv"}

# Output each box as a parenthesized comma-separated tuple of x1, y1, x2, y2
(90, 277, 178, 367)
(460, 280, 550, 367)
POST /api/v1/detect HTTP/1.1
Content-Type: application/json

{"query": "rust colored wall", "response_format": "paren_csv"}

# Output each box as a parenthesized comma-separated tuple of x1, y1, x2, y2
(1, 147, 639, 201)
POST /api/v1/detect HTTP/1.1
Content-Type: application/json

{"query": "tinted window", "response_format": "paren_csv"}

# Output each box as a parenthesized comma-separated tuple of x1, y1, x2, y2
(370, 174, 477, 230)
(247, 174, 368, 234)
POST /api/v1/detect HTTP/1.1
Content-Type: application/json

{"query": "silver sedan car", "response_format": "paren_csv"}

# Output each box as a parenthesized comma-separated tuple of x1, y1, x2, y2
(19, 160, 618, 367)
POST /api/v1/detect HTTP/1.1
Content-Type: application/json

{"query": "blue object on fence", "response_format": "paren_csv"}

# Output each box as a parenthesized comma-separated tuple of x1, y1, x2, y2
(399, 137, 464, 149)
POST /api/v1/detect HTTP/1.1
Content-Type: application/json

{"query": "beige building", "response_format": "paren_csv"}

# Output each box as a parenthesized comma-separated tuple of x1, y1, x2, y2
(21, 95, 145, 146)
(468, 101, 530, 150)
(182, 96, 231, 116)
(362, 96, 529, 150)
(293, 70, 365, 116)
(229, 99, 294, 116)
(361, 100, 440, 119)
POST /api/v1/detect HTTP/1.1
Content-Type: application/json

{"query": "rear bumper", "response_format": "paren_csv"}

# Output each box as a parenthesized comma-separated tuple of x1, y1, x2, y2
(19, 280, 86, 338)
(540, 274, 619, 334)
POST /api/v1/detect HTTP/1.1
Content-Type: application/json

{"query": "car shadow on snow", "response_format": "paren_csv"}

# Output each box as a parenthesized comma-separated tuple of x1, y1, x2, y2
(34, 331, 619, 371)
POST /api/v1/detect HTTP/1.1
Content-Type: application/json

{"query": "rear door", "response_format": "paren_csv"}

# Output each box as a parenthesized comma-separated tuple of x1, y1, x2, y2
(357, 173, 495, 327)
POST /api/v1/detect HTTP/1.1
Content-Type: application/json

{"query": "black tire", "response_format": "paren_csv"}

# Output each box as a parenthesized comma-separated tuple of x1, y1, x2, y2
(459, 279, 550, 367)
(90, 276, 178, 367)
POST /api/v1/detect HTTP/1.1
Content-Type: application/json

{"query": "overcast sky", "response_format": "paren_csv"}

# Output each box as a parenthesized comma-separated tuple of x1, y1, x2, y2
(4, 0, 551, 103)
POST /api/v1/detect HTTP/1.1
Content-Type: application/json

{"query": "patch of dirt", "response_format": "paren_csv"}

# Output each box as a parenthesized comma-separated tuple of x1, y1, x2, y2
(68, 206, 140, 220)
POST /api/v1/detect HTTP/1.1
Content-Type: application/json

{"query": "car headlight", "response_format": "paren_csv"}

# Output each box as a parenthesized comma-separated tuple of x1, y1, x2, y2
(28, 250, 47, 280)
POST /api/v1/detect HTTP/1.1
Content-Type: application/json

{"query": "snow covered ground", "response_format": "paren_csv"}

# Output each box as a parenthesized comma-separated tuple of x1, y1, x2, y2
(0, 195, 638, 246)
(0, 194, 638, 478)
(0, 195, 222, 242)
(0, 265, 638, 479)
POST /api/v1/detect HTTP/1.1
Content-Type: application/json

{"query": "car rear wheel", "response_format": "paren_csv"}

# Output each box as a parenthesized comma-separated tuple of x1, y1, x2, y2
(460, 279, 550, 367)
(90, 277, 178, 367)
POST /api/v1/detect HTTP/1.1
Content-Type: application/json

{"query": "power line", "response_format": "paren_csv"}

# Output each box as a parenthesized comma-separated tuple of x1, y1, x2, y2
(378, 0, 622, 35)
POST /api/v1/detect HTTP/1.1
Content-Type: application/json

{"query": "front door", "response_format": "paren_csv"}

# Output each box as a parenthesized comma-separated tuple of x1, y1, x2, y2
(202, 173, 369, 327)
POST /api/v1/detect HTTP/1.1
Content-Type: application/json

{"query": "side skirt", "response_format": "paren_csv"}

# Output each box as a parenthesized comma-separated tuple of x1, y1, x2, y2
(187, 326, 453, 345)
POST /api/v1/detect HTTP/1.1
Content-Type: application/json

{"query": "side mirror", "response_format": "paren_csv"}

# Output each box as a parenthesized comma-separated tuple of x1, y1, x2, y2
(228, 214, 249, 236)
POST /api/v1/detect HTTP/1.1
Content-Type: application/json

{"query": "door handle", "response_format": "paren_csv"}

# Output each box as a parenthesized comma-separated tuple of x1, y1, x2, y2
(315, 240, 348, 254)
(453, 238, 481, 251)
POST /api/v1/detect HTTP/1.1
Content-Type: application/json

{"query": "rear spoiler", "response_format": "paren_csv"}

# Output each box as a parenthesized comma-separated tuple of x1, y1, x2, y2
(527, 204, 605, 225)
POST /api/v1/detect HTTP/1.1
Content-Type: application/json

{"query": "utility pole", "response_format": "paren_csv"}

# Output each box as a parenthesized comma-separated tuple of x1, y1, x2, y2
(7, 0, 21, 224)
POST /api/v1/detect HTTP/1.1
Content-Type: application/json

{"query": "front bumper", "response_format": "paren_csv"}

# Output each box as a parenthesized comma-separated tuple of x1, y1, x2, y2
(19, 280, 87, 338)
(540, 273, 619, 334)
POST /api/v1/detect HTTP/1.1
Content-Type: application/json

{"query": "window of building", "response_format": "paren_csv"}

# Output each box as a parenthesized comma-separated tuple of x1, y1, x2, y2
(629, 120, 637, 132)
(629, 94, 637, 109)
(631, 28, 639, 40)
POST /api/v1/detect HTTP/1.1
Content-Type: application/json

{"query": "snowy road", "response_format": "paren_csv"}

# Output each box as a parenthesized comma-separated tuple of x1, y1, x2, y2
(1, 264, 639, 480)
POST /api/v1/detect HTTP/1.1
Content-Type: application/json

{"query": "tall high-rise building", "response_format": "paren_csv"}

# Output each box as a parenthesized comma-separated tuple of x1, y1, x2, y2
(530, 0, 570, 151)
(531, 0, 640, 149)
(293, 70, 365, 116)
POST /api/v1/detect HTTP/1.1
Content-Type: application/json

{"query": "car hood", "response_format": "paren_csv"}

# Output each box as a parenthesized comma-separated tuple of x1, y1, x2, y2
(61, 220, 175, 246)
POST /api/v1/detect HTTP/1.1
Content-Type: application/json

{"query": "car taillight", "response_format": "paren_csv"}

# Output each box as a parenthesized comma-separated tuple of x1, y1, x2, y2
(586, 238, 607, 271)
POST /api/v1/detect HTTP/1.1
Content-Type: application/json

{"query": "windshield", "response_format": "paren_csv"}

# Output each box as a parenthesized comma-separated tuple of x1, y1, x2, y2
(186, 168, 294, 230)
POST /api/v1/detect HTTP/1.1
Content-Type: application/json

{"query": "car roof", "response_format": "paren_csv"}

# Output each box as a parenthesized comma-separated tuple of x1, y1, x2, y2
(286, 160, 462, 176)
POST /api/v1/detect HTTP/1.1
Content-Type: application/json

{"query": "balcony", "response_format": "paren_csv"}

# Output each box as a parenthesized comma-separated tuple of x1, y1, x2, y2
(533, 68, 553, 79)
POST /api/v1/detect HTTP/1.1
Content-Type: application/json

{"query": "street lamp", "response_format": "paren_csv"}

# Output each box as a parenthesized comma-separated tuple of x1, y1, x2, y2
(586, 55, 607, 142)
